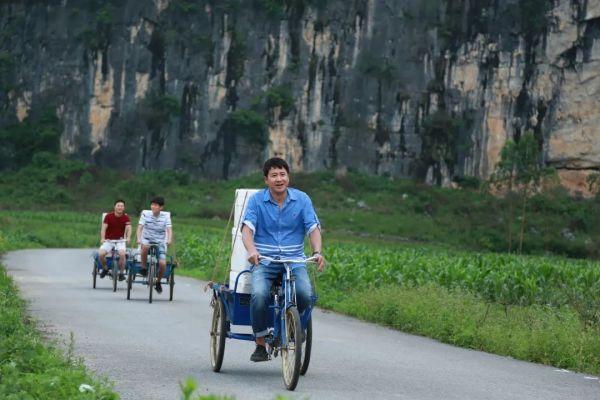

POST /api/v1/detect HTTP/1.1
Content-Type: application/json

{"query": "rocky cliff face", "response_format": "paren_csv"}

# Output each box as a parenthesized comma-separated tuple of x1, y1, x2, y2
(1, 0, 598, 192)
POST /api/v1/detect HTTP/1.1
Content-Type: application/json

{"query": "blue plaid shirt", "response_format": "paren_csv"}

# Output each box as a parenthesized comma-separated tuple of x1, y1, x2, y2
(242, 188, 320, 264)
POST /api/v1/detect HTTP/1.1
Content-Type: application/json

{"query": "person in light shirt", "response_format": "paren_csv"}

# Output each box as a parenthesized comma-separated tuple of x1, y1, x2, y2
(135, 196, 173, 294)
(241, 157, 325, 362)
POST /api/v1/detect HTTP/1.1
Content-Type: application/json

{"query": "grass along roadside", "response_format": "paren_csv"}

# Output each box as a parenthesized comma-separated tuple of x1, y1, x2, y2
(2, 211, 599, 376)
(320, 285, 600, 375)
(0, 260, 118, 398)
(0, 265, 232, 400)
(0, 214, 271, 400)
(0, 212, 120, 398)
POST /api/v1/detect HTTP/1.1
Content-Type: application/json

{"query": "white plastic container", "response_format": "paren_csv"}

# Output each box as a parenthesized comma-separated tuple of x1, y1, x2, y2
(229, 189, 260, 293)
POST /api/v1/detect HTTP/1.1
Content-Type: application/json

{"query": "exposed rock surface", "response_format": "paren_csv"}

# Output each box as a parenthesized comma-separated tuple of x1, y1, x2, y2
(0, 0, 598, 192)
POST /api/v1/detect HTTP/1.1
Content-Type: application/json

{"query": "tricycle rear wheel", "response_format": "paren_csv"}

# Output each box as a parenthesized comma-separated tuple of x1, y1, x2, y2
(210, 296, 227, 372)
(300, 318, 312, 375)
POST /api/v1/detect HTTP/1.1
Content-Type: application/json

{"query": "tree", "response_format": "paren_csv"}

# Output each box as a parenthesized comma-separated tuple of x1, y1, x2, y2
(0, 108, 61, 170)
(488, 132, 555, 253)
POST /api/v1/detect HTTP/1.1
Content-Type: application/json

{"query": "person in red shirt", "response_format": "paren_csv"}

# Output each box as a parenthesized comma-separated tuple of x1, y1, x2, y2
(98, 199, 131, 281)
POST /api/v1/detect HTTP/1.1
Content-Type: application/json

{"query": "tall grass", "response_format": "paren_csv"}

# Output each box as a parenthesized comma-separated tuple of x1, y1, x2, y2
(2, 160, 600, 259)
(320, 285, 600, 375)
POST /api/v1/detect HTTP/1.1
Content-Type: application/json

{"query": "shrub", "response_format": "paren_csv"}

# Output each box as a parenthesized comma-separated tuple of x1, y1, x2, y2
(0, 108, 62, 170)
(358, 52, 397, 83)
(252, 0, 285, 18)
(142, 91, 180, 131)
(265, 85, 295, 117)
(224, 109, 267, 146)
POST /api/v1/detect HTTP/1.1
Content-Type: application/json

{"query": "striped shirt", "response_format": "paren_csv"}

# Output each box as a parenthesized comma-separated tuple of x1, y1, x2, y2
(139, 210, 171, 244)
(242, 188, 320, 263)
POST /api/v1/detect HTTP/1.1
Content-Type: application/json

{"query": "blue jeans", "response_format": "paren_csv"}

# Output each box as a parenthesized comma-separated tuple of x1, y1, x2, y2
(251, 263, 312, 337)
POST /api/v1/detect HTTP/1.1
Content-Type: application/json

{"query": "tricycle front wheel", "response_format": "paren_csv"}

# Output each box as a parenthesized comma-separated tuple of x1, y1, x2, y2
(168, 268, 175, 301)
(92, 263, 97, 289)
(111, 262, 118, 292)
(148, 259, 155, 304)
(126, 267, 133, 300)
(281, 306, 302, 391)
(210, 296, 227, 372)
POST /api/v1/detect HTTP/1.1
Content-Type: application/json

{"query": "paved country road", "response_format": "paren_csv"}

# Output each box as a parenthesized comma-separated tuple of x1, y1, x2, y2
(3, 249, 600, 400)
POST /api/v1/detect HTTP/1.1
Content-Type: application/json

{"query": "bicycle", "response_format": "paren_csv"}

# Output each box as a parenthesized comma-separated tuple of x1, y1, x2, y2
(209, 255, 317, 390)
(127, 242, 176, 303)
(92, 239, 127, 292)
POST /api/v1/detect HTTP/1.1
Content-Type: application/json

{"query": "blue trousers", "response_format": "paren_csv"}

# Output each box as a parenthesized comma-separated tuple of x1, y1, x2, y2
(250, 263, 312, 337)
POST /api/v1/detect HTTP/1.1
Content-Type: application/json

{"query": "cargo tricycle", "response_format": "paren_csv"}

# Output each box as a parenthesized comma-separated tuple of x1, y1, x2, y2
(209, 256, 317, 391)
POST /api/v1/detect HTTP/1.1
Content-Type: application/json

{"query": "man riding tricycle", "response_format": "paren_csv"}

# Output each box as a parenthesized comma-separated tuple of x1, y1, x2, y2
(209, 158, 325, 391)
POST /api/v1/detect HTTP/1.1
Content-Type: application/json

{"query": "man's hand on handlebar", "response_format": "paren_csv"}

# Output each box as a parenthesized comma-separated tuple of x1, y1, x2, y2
(248, 252, 261, 266)
(313, 253, 326, 272)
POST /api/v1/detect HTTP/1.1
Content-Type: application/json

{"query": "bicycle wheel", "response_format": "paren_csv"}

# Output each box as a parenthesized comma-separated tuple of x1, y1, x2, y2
(92, 263, 97, 289)
(126, 267, 133, 300)
(281, 306, 302, 390)
(111, 260, 118, 292)
(148, 256, 155, 304)
(210, 297, 227, 372)
(168, 268, 175, 301)
(300, 317, 312, 375)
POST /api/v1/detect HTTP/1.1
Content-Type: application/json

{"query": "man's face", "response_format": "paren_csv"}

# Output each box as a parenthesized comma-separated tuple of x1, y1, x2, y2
(114, 202, 125, 214)
(150, 202, 163, 214)
(264, 167, 289, 195)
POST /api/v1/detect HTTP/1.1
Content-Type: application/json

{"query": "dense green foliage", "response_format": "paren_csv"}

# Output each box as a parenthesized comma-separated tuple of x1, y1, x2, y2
(0, 109, 62, 170)
(320, 244, 600, 324)
(253, 0, 285, 18)
(419, 110, 461, 177)
(0, 153, 88, 205)
(265, 84, 295, 117)
(358, 52, 397, 83)
(1, 155, 600, 259)
(519, 0, 552, 37)
(226, 29, 247, 85)
(224, 109, 267, 146)
(142, 91, 181, 131)
(489, 132, 556, 253)
(251, 84, 295, 118)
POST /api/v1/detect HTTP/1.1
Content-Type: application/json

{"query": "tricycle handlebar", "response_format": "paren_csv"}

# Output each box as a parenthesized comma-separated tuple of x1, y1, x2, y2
(258, 255, 318, 264)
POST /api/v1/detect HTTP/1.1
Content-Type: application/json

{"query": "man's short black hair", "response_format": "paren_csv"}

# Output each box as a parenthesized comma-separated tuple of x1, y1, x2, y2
(263, 157, 290, 177)
(150, 196, 165, 206)
(114, 199, 125, 205)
